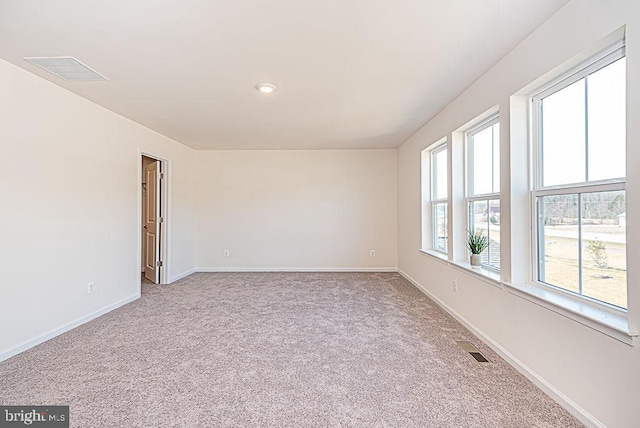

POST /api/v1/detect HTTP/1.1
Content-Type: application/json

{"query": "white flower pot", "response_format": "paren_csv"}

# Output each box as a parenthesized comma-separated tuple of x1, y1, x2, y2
(470, 254, 482, 269)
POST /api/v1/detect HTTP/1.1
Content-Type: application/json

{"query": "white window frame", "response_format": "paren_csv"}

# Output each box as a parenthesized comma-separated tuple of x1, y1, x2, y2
(465, 115, 500, 271)
(431, 142, 448, 254)
(531, 43, 626, 310)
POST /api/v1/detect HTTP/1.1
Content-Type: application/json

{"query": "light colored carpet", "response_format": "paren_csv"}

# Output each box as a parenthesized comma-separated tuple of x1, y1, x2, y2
(0, 272, 583, 427)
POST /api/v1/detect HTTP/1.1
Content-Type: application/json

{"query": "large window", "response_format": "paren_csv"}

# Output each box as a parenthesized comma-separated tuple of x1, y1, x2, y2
(532, 46, 626, 309)
(466, 116, 500, 270)
(431, 143, 448, 254)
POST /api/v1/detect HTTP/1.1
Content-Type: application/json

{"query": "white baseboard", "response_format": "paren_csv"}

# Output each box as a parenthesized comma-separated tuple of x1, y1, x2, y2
(0, 293, 139, 363)
(196, 267, 398, 273)
(169, 267, 197, 283)
(397, 269, 603, 428)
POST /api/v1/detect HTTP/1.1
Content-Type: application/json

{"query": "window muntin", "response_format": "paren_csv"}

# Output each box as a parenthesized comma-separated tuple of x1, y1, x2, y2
(431, 143, 448, 253)
(466, 117, 500, 270)
(533, 47, 626, 309)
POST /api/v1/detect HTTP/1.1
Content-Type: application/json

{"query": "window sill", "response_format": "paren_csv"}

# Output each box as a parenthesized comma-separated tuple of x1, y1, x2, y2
(449, 260, 502, 289)
(418, 250, 502, 288)
(504, 282, 637, 346)
(418, 248, 449, 265)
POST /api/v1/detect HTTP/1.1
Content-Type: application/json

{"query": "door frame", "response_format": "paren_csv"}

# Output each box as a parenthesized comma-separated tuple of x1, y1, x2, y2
(137, 149, 171, 291)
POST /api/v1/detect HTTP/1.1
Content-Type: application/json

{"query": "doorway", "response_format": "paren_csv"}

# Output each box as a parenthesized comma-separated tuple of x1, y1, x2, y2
(140, 154, 166, 285)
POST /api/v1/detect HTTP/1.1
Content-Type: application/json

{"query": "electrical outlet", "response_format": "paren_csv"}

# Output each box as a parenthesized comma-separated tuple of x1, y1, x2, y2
(87, 282, 95, 294)
(453, 281, 458, 293)
(224, 249, 230, 257)
(370, 250, 376, 257)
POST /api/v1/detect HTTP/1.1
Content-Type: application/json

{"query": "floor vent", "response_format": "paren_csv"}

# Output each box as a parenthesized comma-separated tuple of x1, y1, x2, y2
(456, 341, 490, 363)
(469, 352, 489, 362)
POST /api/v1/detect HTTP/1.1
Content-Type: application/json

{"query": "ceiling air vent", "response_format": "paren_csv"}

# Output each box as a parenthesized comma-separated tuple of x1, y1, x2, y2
(23, 56, 108, 81)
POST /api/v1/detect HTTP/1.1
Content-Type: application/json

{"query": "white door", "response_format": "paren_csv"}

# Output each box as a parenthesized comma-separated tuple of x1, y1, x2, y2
(144, 161, 161, 283)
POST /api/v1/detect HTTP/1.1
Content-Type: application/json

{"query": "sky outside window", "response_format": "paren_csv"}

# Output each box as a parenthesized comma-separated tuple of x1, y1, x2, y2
(471, 122, 499, 195)
(434, 147, 447, 200)
(541, 57, 626, 186)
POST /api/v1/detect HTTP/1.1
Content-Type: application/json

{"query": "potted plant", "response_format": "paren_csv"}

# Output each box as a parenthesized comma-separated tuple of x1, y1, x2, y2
(467, 229, 488, 269)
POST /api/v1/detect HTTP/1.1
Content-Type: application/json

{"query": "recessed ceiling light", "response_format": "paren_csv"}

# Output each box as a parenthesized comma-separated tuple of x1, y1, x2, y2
(256, 83, 276, 94)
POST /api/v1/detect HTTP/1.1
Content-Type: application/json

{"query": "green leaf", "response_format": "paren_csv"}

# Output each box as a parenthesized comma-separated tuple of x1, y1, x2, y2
(466, 229, 489, 255)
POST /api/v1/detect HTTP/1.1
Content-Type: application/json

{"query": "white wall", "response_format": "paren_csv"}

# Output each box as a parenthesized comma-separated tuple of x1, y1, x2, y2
(195, 150, 397, 270)
(398, 1, 639, 427)
(0, 59, 197, 359)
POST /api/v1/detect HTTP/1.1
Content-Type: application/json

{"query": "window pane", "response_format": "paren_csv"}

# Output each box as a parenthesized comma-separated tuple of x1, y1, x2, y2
(470, 200, 500, 269)
(470, 201, 487, 225)
(433, 148, 448, 200)
(587, 57, 626, 181)
(471, 127, 493, 195)
(492, 123, 500, 192)
(541, 80, 586, 186)
(581, 191, 627, 308)
(487, 199, 500, 269)
(433, 202, 448, 253)
(539, 194, 580, 293)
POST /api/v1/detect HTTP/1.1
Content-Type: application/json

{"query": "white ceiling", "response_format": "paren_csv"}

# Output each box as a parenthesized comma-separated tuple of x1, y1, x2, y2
(0, 0, 570, 150)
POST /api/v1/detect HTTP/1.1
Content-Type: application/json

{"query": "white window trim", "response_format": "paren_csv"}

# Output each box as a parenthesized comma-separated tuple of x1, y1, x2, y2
(532, 47, 626, 188)
(529, 43, 627, 311)
(533, 43, 625, 106)
(430, 142, 448, 255)
(465, 115, 500, 271)
(531, 186, 626, 308)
